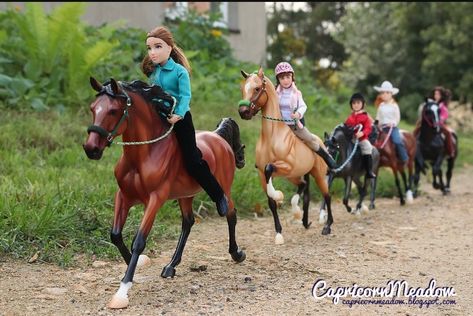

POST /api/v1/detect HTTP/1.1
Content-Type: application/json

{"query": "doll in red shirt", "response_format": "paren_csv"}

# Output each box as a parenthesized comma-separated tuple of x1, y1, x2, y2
(344, 93, 376, 178)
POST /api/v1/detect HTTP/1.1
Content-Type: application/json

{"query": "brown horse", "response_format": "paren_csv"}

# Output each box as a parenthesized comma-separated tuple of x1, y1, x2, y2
(238, 67, 333, 243)
(373, 95, 417, 205)
(83, 78, 246, 309)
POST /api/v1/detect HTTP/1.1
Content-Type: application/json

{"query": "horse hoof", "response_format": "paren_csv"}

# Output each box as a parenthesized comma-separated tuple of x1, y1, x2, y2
(108, 295, 129, 309)
(321, 226, 331, 235)
(137, 255, 151, 268)
(303, 221, 312, 229)
(400, 200, 406, 206)
(231, 249, 246, 263)
(275, 233, 284, 245)
(346, 207, 352, 213)
(293, 209, 303, 220)
(161, 265, 176, 278)
(369, 204, 375, 210)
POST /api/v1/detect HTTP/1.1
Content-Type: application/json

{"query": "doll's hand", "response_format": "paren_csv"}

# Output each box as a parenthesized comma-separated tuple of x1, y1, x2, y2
(290, 112, 301, 119)
(167, 114, 182, 124)
(356, 131, 364, 139)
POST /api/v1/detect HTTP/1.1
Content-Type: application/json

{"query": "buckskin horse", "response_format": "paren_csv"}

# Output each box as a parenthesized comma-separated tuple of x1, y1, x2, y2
(413, 98, 458, 195)
(83, 78, 246, 309)
(238, 67, 334, 244)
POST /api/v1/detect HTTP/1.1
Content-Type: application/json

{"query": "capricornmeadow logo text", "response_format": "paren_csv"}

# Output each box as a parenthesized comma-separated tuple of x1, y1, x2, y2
(312, 278, 456, 308)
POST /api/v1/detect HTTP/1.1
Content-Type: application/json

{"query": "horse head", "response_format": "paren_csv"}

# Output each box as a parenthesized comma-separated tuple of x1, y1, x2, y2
(83, 77, 173, 160)
(421, 98, 441, 132)
(238, 66, 270, 120)
(324, 124, 353, 159)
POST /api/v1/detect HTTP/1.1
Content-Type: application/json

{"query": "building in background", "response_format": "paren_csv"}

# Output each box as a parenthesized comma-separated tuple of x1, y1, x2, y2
(0, 2, 267, 65)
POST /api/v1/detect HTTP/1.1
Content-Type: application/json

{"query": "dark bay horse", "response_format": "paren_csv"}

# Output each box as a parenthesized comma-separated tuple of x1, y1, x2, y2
(83, 77, 246, 309)
(323, 123, 380, 214)
(372, 123, 417, 205)
(238, 67, 334, 244)
(413, 99, 458, 195)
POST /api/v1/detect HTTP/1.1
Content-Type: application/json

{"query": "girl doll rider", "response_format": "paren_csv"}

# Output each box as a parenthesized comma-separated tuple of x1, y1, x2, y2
(274, 62, 337, 170)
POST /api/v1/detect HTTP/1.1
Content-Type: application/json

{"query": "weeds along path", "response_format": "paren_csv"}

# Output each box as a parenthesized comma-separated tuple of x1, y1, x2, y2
(1, 167, 472, 315)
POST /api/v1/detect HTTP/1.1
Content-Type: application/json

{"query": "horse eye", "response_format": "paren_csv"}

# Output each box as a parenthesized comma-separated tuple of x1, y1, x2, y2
(255, 87, 260, 92)
(109, 109, 118, 116)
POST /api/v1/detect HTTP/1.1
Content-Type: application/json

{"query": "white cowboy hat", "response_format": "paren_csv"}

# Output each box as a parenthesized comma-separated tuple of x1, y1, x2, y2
(374, 81, 399, 95)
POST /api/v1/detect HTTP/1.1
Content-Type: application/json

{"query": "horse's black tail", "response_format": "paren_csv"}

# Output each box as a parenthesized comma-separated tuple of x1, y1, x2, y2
(214, 118, 246, 169)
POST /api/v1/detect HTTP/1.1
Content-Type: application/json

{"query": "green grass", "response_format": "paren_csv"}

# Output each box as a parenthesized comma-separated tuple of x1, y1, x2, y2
(1, 100, 472, 266)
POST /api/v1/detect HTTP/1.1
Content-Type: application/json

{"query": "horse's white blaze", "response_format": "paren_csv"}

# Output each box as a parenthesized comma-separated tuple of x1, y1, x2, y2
(95, 103, 104, 115)
(406, 190, 414, 203)
(319, 209, 327, 224)
(244, 81, 252, 95)
(275, 233, 284, 245)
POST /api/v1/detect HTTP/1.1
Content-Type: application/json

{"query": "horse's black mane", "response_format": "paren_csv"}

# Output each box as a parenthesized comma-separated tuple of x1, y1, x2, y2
(101, 79, 175, 117)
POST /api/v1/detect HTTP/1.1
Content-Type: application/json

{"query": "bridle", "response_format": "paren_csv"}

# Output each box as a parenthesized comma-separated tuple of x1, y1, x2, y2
(87, 82, 176, 146)
(238, 74, 267, 115)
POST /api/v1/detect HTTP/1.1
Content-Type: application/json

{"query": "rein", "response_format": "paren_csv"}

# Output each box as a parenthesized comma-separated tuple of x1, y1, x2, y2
(378, 124, 393, 149)
(87, 82, 176, 146)
(331, 124, 363, 173)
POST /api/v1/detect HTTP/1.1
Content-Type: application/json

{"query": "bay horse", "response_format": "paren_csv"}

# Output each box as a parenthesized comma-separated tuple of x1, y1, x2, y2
(83, 77, 246, 309)
(238, 67, 333, 244)
(372, 96, 416, 205)
(413, 98, 458, 195)
(323, 123, 380, 214)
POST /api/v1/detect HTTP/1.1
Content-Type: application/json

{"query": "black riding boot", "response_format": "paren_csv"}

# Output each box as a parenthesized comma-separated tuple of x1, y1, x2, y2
(363, 154, 377, 178)
(316, 147, 337, 170)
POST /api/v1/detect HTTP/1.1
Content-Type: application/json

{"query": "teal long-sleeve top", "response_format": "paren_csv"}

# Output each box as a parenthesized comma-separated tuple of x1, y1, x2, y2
(149, 57, 191, 117)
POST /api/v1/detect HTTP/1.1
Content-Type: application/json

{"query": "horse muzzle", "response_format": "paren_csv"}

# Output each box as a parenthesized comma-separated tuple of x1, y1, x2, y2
(83, 142, 104, 160)
(238, 106, 253, 120)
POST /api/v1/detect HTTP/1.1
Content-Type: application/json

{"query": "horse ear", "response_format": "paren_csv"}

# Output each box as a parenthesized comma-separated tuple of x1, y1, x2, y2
(241, 70, 249, 79)
(90, 77, 102, 92)
(257, 66, 264, 78)
(324, 132, 329, 140)
(110, 78, 119, 95)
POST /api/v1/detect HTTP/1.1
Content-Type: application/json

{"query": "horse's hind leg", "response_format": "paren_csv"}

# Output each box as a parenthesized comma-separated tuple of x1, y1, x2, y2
(110, 190, 133, 265)
(312, 169, 333, 235)
(353, 176, 365, 214)
(400, 168, 413, 204)
(161, 197, 195, 278)
(226, 198, 246, 263)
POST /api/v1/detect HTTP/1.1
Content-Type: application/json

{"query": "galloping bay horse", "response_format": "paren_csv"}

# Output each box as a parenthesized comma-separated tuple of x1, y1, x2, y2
(238, 67, 333, 244)
(83, 78, 246, 309)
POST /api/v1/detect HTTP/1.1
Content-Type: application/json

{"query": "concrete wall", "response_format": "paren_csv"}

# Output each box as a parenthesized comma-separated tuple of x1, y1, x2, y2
(0, 2, 266, 65)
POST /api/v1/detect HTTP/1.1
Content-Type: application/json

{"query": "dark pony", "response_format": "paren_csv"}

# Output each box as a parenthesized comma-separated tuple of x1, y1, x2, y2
(83, 78, 246, 309)
(413, 98, 458, 195)
(323, 123, 380, 214)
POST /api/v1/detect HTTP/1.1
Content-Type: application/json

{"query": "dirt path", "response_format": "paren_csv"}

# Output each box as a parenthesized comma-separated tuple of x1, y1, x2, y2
(1, 167, 472, 316)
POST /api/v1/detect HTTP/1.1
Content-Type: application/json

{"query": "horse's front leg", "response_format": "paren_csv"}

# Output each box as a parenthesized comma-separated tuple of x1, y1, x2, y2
(301, 173, 311, 229)
(368, 176, 377, 210)
(260, 165, 284, 244)
(393, 170, 405, 205)
(319, 173, 334, 223)
(432, 155, 445, 191)
(353, 176, 366, 214)
(110, 190, 133, 265)
(313, 169, 333, 235)
(108, 190, 168, 309)
(445, 157, 455, 194)
(161, 197, 195, 278)
(343, 175, 353, 213)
